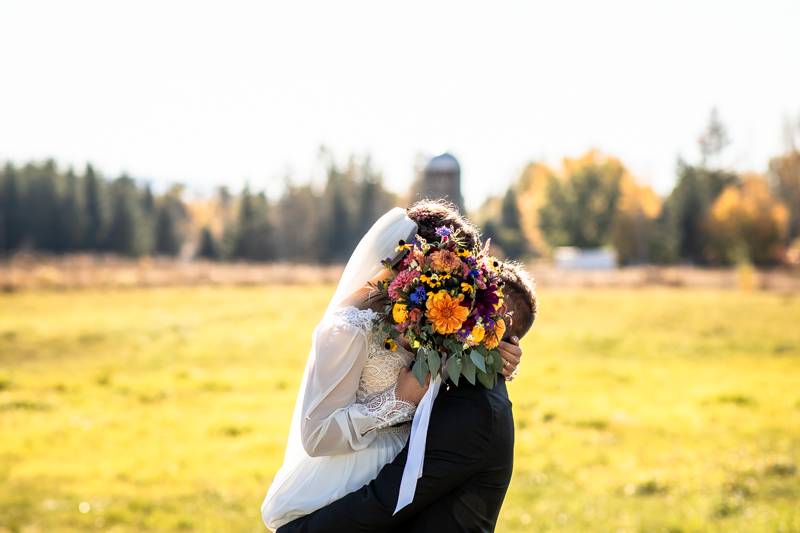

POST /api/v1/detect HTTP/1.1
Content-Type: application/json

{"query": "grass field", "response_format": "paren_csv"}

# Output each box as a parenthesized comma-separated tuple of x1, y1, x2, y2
(1, 286, 799, 532)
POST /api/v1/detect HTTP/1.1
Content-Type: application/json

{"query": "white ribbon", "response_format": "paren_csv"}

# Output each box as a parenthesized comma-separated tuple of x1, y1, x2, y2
(393, 374, 442, 514)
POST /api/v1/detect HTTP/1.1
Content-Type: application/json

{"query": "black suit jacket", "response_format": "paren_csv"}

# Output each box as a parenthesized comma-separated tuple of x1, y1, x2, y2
(278, 378, 514, 533)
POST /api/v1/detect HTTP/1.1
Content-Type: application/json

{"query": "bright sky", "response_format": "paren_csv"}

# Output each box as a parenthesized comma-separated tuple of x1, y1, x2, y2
(1, 0, 799, 209)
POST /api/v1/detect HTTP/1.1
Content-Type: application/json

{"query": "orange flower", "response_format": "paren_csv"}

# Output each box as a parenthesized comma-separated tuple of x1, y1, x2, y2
(425, 291, 469, 334)
(484, 318, 506, 349)
(429, 249, 461, 274)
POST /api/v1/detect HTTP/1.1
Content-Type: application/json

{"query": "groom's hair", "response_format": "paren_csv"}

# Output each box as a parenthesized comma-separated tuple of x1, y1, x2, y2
(407, 199, 482, 250)
(500, 261, 538, 340)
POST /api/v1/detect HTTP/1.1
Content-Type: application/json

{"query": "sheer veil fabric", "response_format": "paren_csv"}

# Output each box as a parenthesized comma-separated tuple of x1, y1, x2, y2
(262, 207, 418, 527)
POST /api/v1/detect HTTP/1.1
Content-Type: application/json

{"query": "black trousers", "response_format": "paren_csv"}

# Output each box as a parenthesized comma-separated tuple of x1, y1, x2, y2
(278, 379, 514, 533)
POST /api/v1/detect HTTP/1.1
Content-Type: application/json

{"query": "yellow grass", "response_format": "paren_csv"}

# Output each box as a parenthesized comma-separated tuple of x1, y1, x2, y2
(0, 286, 799, 532)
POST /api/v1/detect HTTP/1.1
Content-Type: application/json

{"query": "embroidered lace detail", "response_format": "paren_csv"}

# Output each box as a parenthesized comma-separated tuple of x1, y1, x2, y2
(354, 316, 417, 432)
(360, 384, 416, 431)
(332, 306, 380, 331)
(331, 305, 417, 432)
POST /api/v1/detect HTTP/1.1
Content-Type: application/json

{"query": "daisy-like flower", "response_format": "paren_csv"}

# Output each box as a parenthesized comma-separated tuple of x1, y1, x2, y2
(460, 282, 475, 297)
(384, 338, 398, 351)
(395, 239, 413, 252)
(425, 291, 470, 335)
(420, 273, 446, 288)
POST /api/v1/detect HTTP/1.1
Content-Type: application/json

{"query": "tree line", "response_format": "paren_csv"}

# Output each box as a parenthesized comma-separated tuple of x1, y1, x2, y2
(0, 153, 398, 263)
(481, 110, 800, 266)
(2, 111, 799, 266)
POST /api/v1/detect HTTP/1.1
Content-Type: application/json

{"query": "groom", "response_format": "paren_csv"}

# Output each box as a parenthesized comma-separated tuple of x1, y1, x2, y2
(278, 202, 537, 533)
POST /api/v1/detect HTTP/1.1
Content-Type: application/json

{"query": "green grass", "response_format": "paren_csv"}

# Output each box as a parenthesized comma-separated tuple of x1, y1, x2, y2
(1, 286, 799, 532)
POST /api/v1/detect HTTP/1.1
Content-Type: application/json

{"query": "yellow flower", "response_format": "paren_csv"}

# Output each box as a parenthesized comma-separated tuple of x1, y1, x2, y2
(470, 323, 485, 343)
(411, 339, 421, 349)
(395, 240, 412, 252)
(456, 248, 471, 258)
(425, 291, 469, 335)
(392, 302, 409, 323)
(461, 282, 475, 296)
(484, 318, 506, 349)
(384, 338, 398, 351)
(420, 274, 442, 288)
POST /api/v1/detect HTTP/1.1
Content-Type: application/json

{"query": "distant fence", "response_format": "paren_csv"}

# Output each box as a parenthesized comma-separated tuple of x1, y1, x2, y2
(1, 254, 799, 292)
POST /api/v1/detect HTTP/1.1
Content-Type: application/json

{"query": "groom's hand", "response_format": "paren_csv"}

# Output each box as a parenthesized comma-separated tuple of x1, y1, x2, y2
(499, 335, 522, 380)
(396, 367, 429, 405)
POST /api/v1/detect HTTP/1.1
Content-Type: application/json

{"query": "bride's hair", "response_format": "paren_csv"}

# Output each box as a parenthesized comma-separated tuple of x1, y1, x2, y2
(407, 199, 481, 250)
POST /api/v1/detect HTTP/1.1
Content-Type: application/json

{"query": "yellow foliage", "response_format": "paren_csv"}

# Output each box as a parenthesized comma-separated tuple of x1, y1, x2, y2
(516, 162, 554, 253)
(611, 174, 663, 264)
(707, 174, 789, 264)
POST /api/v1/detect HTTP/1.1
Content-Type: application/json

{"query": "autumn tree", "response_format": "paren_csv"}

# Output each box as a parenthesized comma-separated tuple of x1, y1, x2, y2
(705, 174, 789, 265)
(768, 147, 800, 241)
(539, 151, 624, 248)
(611, 176, 663, 264)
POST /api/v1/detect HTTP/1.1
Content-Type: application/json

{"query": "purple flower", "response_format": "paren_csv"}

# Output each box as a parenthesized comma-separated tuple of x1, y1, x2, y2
(435, 226, 452, 238)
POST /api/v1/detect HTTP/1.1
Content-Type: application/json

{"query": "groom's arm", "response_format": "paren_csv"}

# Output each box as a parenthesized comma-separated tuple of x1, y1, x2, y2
(277, 388, 493, 533)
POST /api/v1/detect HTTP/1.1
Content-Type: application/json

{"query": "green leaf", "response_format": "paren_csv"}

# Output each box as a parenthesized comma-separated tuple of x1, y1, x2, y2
(412, 357, 429, 387)
(485, 350, 498, 372)
(446, 355, 462, 387)
(461, 354, 476, 385)
(427, 349, 441, 378)
(477, 368, 495, 389)
(443, 338, 463, 355)
(469, 350, 487, 373)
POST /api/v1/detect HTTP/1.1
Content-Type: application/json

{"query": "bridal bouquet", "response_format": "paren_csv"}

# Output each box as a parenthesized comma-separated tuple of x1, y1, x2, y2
(377, 226, 511, 389)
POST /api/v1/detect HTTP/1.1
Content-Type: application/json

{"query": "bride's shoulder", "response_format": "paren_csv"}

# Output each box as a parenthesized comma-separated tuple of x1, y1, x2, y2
(329, 306, 382, 331)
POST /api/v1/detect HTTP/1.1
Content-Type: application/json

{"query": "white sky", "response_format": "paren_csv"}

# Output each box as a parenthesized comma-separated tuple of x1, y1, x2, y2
(1, 0, 799, 209)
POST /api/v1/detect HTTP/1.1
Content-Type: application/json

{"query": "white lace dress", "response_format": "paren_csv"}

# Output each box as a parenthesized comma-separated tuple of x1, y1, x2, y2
(261, 306, 416, 530)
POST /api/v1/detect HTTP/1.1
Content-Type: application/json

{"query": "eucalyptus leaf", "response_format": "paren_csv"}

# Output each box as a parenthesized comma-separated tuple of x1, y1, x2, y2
(412, 358, 429, 386)
(469, 350, 487, 373)
(446, 355, 462, 387)
(477, 368, 495, 389)
(427, 350, 441, 378)
(461, 354, 476, 385)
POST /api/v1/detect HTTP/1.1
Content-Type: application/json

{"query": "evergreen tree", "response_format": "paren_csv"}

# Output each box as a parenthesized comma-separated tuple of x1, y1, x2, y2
(233, 186, 274, 261)
(106, 175, 148, 256)
(1, 164, 26, 251)
(27, 161, 60, 251)
(319, 168, 351, 264)
(494, 188, 527, 258)
(276, 182, 319, 261)
(155, 187, 187, 256)
(139, 183, 156, 254)
(59, 168, 86, 250)
(197, 226, 219, 260)
(84, 164, 105, 250)
(664, 162, 737, 264)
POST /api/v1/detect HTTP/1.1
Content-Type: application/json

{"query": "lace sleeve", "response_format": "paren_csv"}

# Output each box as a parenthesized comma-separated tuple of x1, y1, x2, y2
(300, 307, 405, 457)
(358, 383, 417, 431)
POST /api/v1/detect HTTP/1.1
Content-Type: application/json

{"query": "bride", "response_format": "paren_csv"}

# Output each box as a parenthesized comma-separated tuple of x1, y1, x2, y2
(261, 207, 431, 531)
